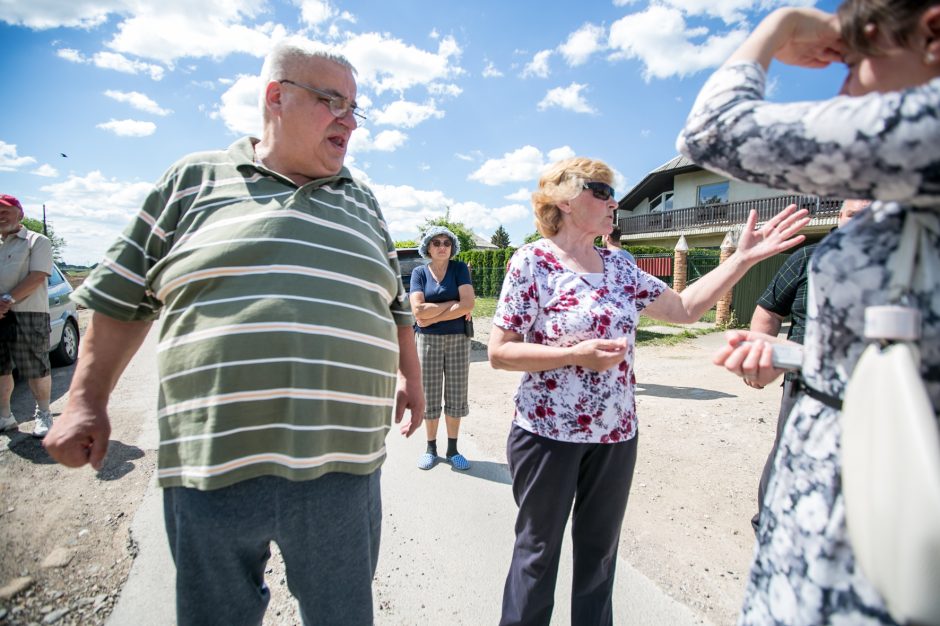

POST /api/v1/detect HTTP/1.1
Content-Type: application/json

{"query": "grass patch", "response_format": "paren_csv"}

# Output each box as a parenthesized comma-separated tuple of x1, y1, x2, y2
(635, 326, 714, 346)
(473, 296, 499, 320)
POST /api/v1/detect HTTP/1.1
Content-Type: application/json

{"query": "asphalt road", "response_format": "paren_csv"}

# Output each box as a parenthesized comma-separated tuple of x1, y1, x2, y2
(97, 325, 709, 626)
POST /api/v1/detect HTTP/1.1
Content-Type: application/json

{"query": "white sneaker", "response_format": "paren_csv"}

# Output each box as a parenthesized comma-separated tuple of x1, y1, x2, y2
(0, 413, 16, 431)
(32, 409, 52, 438)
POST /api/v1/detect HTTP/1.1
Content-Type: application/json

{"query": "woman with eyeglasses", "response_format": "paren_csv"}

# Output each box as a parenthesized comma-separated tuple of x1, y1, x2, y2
(489, 156, 808, 625)
(678, 1, 940, 624)
(409, 226, 476, 471)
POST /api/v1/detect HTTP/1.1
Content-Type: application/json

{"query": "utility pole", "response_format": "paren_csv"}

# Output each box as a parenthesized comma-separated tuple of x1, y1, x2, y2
(42, 203, 48, 236)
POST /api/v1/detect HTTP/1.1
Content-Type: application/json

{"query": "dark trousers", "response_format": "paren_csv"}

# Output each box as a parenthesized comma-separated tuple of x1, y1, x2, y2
(752, 377, 799, 532)
(500, 425, 638, 626)
(164, 472, 381, 626)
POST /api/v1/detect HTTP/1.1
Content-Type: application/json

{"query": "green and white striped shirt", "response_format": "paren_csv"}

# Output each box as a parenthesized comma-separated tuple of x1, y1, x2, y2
(73, 137, 413, 490)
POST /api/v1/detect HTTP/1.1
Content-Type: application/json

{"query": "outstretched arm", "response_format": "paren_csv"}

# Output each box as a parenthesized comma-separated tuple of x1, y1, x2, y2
(644, 206, 809, 324)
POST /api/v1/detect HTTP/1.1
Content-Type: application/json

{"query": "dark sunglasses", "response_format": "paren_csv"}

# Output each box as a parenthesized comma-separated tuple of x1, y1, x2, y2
(583, 182, 616, 202)
(430, 239, 452, 248)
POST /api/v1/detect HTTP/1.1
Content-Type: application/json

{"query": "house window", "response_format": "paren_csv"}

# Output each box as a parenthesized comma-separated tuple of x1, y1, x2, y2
(649, 191, 674, 212)
(697, 181, 729, 205)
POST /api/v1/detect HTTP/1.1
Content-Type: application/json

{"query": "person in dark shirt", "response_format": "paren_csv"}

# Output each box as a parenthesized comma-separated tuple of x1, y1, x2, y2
(748, 198, 869, 531)
(409, 226, 476, 471)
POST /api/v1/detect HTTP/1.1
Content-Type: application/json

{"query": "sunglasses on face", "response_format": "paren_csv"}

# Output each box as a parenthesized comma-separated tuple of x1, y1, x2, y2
(430, 239, 452, 248)
(583, 182, 616, 202)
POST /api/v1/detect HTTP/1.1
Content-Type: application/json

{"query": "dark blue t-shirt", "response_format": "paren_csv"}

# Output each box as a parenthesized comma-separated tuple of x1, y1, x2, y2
(410, 260, 472, 335)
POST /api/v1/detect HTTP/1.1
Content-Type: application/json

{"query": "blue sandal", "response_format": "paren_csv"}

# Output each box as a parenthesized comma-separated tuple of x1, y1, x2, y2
(447, 453, 470, 471)
(417, 452, 437, 470)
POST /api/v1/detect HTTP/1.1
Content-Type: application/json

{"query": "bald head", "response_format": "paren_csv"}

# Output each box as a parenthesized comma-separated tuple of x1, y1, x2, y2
(838, 199, 871, 227)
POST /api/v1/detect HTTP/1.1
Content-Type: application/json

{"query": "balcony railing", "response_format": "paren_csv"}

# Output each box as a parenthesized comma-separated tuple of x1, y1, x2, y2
(618, 194, 843, 235)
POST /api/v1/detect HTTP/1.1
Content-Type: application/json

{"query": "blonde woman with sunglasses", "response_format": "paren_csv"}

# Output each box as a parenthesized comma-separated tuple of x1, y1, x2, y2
(489, 156, 808, 625)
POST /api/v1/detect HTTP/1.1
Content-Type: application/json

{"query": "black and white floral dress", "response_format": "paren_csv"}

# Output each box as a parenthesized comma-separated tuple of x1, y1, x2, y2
(678, 61, 940, 625)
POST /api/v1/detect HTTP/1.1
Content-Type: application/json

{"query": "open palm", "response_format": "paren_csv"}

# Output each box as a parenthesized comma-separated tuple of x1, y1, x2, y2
(737, 205, 810, 263)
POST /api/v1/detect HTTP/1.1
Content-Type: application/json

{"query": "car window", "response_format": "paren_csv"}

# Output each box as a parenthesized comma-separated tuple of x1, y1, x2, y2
(48, 266, 65, 287)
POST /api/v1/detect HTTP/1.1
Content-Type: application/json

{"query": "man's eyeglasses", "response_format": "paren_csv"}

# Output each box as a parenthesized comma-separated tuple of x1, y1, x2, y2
(279, 79, 366, 122)
(583, 182, 616, 202)
(430, 239, 452, 248)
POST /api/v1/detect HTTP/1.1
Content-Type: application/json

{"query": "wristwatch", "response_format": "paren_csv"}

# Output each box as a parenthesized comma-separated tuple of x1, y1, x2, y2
(1, 294, 14, 305)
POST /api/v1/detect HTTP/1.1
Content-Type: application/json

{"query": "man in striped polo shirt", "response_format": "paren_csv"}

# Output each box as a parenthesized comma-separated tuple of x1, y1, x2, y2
(44, 38, 425, 625)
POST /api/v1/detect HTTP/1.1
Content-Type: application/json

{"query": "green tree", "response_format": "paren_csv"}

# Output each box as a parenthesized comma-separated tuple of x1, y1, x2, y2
(395, 239, 418, 248)
(523, 231, 543, 244)
(22, 217, 66, 263)
(490, 225, 511, 249)
(420, 217, 475, 253)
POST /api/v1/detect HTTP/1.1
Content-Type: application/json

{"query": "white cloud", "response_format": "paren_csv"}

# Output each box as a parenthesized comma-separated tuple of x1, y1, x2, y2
(56, 48, 84, 63)
(454, 152, 477, 162)
(482, 60, 503, 78)
(58, 48, 166, 81)
(537, 83, 595, 114)
(0, 1, 128, 29)
(558, 23, 606, 66)
(427, 83, 462, 98)
(547, 146, 576, 162)
(450, 201, 530, 233)
(104, 90, 172, 116)
(0, 141, 38, 172)
(372, 100, 444, 128)
(369, 182, 451, 240)
(341, 33, 463, 95)
(106, 2, 284, 65)
(96, 119, 157, 137)
(294, 0, 336, 26)
(213, 74, 263, 136)
(469, 145, 574, 186)
(608, 5, 748, 80)
(39, 170, 154, 264)
(348, 128, 408, 153)
(504, 188, 531, 201)
(659, 0, 815, 24)
(32, 164, 59, 178)
(93, 51, 166, 80)
(521, 50, 552, 78)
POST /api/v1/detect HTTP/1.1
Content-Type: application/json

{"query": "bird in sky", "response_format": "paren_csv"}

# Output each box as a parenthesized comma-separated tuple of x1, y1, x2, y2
(60, 153, 68, 158)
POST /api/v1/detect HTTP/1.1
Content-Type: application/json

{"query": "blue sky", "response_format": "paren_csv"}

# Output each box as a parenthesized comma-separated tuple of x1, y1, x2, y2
(0, 0, 843, 265)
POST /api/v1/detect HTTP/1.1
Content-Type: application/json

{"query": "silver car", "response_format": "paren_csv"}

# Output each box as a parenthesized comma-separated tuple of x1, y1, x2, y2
(48, 265, 80, 366)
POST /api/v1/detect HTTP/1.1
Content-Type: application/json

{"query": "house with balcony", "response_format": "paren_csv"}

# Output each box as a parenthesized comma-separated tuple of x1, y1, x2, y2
(616, 156, 842, 249)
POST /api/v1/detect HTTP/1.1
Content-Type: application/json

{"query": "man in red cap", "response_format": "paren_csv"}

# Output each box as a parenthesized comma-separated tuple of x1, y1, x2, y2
(0, 194, 54, 437)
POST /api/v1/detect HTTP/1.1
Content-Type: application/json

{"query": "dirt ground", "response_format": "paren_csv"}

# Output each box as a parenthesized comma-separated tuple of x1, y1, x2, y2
(460, 319, 777, 626)
(0, 313, 778, 626)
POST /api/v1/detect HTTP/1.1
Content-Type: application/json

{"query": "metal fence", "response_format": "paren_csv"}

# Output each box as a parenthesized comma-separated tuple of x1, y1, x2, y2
(618, 194, 843, 234)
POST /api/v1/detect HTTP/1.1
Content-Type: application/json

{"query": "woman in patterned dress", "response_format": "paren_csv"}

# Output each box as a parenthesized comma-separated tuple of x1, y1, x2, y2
(677, 2, 940, 624)
(488, 157, 808, 625)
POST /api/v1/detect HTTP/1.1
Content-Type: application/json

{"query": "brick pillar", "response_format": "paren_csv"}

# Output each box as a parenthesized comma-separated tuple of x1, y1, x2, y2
(715, 231, 737, 326)
(672, 235, 689, 293)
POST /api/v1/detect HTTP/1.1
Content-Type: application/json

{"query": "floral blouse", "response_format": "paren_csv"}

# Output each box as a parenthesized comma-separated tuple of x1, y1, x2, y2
(679, 61, 940, 625)
(493, 239, 666, 444)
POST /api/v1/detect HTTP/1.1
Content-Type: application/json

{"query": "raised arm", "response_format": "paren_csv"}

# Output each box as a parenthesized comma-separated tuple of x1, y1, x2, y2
(677, 11, 940, 204)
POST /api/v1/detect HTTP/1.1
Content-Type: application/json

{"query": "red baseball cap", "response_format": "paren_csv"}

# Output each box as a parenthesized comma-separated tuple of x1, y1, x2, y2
(0, 194, 23, 210)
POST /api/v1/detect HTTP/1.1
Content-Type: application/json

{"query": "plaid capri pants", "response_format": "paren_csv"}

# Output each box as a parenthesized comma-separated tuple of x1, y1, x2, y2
(415, 332, 470, 420)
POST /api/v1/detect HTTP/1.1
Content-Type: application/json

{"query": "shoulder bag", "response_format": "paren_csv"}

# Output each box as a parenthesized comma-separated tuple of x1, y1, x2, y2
(841, 212, 940, 625)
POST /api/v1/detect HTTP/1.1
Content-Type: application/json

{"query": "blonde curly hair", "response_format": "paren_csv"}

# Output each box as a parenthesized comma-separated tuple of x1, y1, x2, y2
(532, 157, 615, 237)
